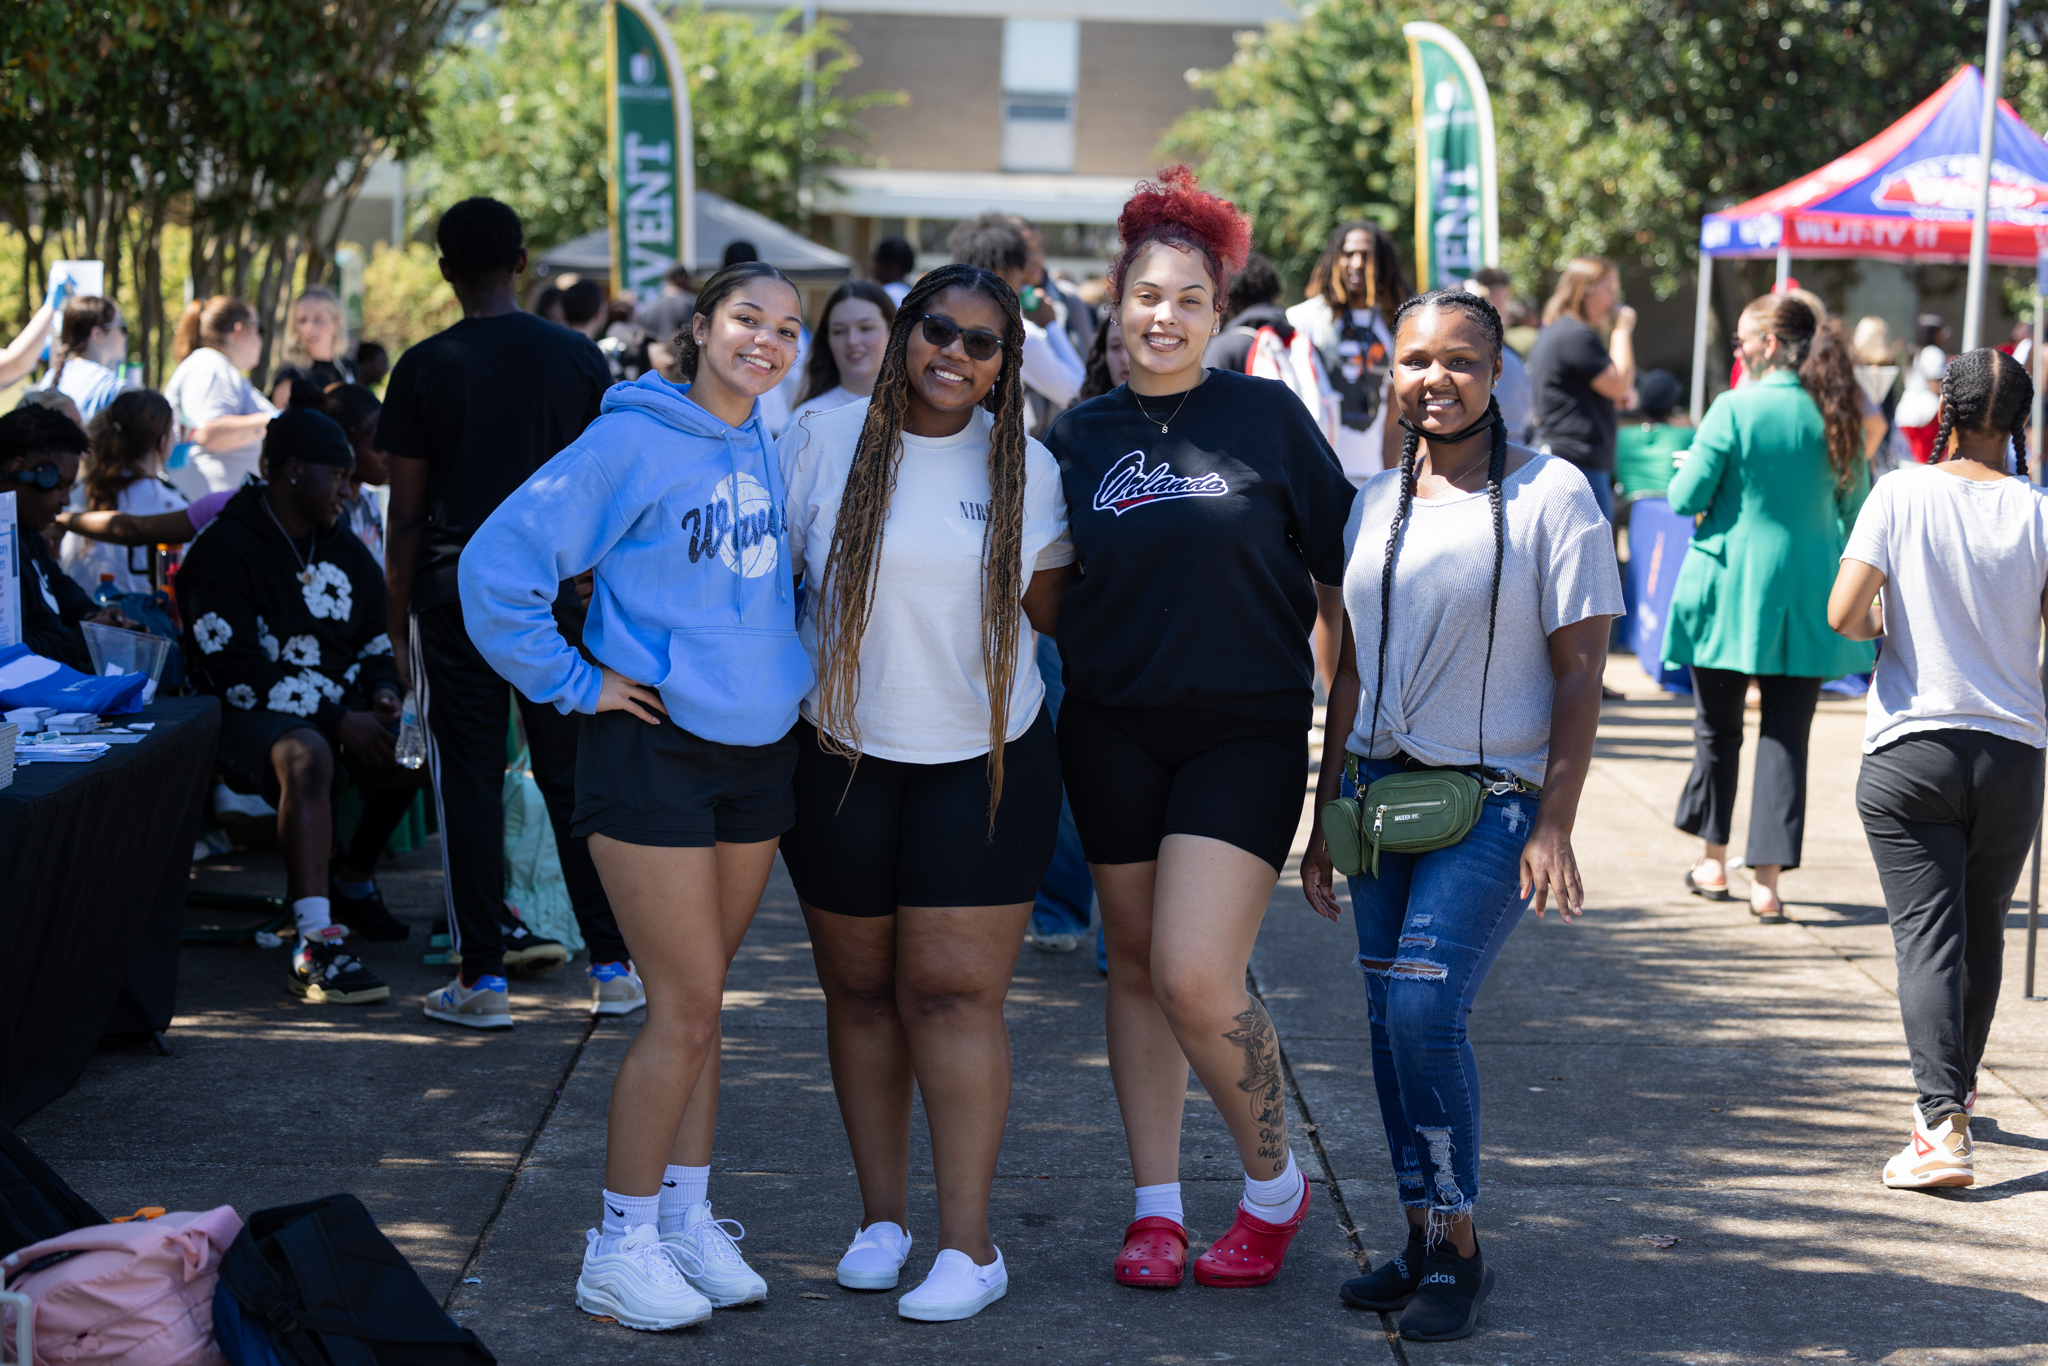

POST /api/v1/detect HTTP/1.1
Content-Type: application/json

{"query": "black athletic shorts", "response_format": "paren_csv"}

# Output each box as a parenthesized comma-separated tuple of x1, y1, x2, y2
(214, 701, 392, 805)
(1057, 695, 1308, 872)
(781, 705, 1062, 917)
(572, 709, 797, 848)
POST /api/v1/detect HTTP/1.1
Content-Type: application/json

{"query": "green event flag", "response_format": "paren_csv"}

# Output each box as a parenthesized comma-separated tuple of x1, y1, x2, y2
(608, 0, 694, 297)
(1404, 23, 1498, 292)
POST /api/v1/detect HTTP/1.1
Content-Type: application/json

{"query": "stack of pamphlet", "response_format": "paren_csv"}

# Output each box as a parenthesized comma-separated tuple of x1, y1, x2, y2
(0, 721, 15, 789)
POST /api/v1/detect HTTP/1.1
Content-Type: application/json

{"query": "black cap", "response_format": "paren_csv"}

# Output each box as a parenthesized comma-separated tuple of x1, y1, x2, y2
(262, 408, 354, 470)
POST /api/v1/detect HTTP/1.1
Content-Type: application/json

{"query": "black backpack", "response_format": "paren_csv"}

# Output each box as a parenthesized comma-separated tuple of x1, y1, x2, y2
(214, 1194, 496, 1365)
(0, 1119, 104, 1260)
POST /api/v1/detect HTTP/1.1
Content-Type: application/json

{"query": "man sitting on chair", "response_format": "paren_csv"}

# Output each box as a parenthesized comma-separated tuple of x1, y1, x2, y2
(177, 409, 423, 1005)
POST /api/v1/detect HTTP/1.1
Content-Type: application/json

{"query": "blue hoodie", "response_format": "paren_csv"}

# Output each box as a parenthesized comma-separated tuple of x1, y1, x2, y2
(459, 372, 811, 747)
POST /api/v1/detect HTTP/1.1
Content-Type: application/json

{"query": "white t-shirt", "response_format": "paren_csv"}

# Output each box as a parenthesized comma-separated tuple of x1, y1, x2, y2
(54, 356, 127, 422)
(163, 346, 275, 492)
(1842, 464, 2048, 753)
(786, 385, 863, 434)
(778, 399, 1075, 763)
(1345, 451, 1625, 786)
(62, 475, 188, 596)
(1333, 309, 1395, 486)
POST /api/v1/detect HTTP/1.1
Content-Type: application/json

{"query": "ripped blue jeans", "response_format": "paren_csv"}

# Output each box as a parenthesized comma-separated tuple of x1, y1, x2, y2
(1343, 758, 1534, 1234)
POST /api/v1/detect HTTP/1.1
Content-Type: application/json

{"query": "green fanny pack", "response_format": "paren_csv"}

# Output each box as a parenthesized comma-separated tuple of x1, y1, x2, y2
(1322, 755, 1535, 878)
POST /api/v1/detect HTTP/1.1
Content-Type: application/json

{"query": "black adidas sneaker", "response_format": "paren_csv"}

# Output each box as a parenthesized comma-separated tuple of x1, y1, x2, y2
(1398, 1237, 1495, 1343)
(1339, 1226, 1425, 1310)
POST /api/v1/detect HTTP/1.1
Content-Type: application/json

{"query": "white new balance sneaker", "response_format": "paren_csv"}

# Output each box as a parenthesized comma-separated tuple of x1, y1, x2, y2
(660, 1201, 767, 1307)
(590, 961, 647, 1017)
(897, 1246, 1007, 1322)
(423, 975, 513, 1029)
(836, 1221, 913, 1290)
(576, 1226, 713, 1330)
(1882, 1109, 1973, 1189)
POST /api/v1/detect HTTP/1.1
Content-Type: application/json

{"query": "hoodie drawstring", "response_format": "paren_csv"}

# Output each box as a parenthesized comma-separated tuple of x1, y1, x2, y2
(726, 429, 745, 620)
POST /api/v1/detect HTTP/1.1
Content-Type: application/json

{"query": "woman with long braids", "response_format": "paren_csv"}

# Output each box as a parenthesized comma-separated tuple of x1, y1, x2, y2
(778, 263, 1074, 1321)
(1047, 168, 1356, 1291)
(1663, 294, 1875, 921)
(1303, 289, 1620, 1341)
(1829, 349, 2046, 1190)
(462, 262, 813, 1331)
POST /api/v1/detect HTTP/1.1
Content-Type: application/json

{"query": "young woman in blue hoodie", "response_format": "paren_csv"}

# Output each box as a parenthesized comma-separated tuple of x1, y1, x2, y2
(777, 264, 1075, 1321)
(460, 262, 813, 1331)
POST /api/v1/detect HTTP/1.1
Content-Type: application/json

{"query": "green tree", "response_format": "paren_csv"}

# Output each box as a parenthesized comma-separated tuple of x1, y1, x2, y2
(413, 2, 897, 253)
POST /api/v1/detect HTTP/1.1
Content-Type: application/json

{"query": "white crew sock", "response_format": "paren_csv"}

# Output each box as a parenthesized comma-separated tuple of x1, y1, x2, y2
(657, 1164, 710, 1233)
(1242, 1152, 1304, 1222)
(1134, 1182, 1183, 1225)
(601, 1189, 661, 1241)
(292, 896, 331, 937)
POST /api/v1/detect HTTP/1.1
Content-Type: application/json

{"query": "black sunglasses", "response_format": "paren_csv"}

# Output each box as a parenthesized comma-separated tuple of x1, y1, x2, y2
(918, 313, 1004, 362)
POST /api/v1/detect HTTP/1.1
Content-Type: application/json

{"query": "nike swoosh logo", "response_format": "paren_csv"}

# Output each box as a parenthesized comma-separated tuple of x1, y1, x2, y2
(607, 1204, 624, 1217)
(662, 1181, 677, 1188)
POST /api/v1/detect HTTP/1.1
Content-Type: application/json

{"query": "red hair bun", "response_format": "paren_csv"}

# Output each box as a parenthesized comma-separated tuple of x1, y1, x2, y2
(1110, 165, 1251, 306)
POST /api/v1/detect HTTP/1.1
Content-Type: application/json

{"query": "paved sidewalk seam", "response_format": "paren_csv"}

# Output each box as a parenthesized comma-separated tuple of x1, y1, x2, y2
(442, 1010, 600, 1311)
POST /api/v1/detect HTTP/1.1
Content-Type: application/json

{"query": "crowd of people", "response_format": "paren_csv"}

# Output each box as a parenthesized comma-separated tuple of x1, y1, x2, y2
(1, 156, 2040, 1346)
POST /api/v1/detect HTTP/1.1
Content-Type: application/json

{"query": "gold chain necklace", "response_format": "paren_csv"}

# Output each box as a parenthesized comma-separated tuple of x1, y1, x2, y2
(1132, 380, 1199, 435)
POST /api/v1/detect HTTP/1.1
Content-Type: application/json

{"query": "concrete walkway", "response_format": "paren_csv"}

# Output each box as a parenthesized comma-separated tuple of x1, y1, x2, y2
(21, 660, 2048, 1363)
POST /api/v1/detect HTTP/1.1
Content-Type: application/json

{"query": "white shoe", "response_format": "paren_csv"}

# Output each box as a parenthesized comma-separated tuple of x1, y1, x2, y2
(1027, 931, 1082, 954)
(1882, 1109, 1973, 1189)
(423, 975, 512, 1029)
(575, 1226, 713, 1330)
(897, 1246, 1007, 1322)
(590, 961, 646, 1017)
(836, 1221, 913, 1290)
(660, 1201, 767, 1306)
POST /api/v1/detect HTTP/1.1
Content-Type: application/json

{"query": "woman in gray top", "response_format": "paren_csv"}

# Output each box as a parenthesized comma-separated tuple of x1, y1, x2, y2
(1302, 288, 1623, 1344)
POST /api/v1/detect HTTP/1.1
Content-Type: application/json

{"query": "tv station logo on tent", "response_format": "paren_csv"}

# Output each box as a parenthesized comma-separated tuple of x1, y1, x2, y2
(1875, 155, 2048, 222)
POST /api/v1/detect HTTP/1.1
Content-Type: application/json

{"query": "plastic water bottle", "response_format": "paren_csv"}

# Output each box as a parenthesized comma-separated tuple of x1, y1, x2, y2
(93, 573, 119, 607)
(395, 692, 426, 770)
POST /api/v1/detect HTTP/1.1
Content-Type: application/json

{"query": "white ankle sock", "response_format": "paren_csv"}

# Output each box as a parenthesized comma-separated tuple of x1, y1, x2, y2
(657, 1165, 710, 1232)
(1242, 1152, 1304, 1222)
(293, 896, 331, 936)
(601, 1189, 660, 1238)
(1133, 1182, 1183, 1225)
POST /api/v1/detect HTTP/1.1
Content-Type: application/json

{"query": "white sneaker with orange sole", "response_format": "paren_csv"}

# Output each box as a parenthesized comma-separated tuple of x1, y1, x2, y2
(1882, 1109, 1973, 1189)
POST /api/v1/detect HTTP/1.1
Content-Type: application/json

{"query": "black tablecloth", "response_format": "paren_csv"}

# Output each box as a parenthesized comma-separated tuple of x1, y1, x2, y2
(0, 696, 218, 1123)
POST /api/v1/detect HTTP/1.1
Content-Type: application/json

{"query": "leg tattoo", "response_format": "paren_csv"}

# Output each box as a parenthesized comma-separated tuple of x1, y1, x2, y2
(1223, 1003, 1288, 1173)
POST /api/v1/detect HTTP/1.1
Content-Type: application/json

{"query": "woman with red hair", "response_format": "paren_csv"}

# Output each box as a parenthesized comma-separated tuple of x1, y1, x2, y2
(1045, 168, 1357, 1290)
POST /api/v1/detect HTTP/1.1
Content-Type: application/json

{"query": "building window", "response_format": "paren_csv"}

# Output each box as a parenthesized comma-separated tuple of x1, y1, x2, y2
(1001, 19, 1078, 174)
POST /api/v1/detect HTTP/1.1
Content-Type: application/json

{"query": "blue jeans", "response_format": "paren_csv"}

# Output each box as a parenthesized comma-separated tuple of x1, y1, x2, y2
(1030, 636, 1095, 941)
(1343, 759, 1535, 1230)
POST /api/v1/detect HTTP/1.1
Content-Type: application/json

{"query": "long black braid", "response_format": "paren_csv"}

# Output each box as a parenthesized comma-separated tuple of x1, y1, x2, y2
(1366, 288, 1511, 775)
(1932, 346, 2035, 478)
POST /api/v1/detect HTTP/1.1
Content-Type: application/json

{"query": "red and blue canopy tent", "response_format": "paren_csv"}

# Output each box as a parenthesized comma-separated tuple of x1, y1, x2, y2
(1688, 65, 2048, 421)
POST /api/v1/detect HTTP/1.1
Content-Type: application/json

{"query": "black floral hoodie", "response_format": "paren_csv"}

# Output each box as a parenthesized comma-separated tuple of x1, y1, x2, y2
(177, 486, 397, 734)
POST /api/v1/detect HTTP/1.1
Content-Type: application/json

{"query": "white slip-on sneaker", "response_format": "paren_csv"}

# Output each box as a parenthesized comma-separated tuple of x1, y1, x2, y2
(897, 1246, 1007, 1322)
(1882, 1109, 1973, 1189)
(590, 961, 647, 1018)
(837, 1221, 913, 1290)
(423, 975, 513, 1029)
(576, 1226, 713, 1330)
(660, 1201, 767, 1306)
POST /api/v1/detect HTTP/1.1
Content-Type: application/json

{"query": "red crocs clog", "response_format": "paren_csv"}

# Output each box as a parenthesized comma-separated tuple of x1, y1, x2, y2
(1191, 1182, 1311, 1288)
(1114, 1217, 1188, 1288)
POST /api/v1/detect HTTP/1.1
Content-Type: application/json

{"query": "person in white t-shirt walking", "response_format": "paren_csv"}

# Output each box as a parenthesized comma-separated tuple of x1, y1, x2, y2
(1829, 347, 2046, 1192)
(1287, 220, 1410, 484)
(777, 263, 1075, 1323)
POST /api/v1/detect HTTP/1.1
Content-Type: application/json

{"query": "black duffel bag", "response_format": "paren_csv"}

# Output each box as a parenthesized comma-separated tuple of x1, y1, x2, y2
(0, 1119, 104, 1260)
(214, 1193, 495, 1365)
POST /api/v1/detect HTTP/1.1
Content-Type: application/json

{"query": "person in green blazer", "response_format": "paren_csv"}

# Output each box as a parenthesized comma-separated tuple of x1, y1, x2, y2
(1663, 293, 1875, 922)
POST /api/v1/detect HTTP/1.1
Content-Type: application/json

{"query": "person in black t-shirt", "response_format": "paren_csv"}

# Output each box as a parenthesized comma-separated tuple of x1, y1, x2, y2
(1044, 167, 1355, 1293)
(376, 196, 634, 1027)
(1526, 255, 1636, 523)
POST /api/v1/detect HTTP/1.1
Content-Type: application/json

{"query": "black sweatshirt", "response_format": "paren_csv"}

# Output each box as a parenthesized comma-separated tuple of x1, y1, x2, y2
(18, 531, 96, 673)
(176, 487, 398, 735)
(1045, 368, 1357, 724)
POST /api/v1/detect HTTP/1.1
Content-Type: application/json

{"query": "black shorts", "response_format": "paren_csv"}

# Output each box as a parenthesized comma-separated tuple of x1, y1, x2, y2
(214, 702, 390, 805)
(1058, 695, 1308, 872)
(572, 710, 797, 848)
(781, 706, 1063, 916)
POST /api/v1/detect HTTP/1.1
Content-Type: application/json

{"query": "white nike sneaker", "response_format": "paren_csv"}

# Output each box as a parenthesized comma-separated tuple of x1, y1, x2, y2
(837, 1221, 913, 1290)
(660, 1201, 767, 1307)
(1882, 1109, 1973, 1189)
(589, 961, 646, 1017)
(897, 1246, 1007, 1322)
(575, 1226, 713, 1330)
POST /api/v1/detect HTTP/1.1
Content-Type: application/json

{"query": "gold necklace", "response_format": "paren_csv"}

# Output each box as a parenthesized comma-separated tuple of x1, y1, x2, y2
(1132, 377, 1200, 434)
(1426, 441, 1493, 489)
